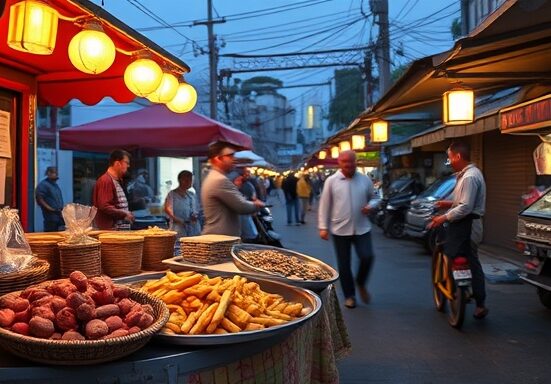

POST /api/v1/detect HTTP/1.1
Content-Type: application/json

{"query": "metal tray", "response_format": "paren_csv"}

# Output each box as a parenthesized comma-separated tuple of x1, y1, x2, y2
(230, 243, 339, 292)
(114, 271, 321, 346)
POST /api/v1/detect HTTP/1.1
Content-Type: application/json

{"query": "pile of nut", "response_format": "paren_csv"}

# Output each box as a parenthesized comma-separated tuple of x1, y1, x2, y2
(237, 249, 333, 280)
(0, 271, 155, 340)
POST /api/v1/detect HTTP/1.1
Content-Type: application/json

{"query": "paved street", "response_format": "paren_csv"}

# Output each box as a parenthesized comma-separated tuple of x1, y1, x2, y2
(266, 195, 551, 384)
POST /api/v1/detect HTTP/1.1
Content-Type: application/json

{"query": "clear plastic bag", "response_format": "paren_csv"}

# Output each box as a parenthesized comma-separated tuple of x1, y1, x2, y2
(0, 207, 34, 273)
(62, 203, 98, 244)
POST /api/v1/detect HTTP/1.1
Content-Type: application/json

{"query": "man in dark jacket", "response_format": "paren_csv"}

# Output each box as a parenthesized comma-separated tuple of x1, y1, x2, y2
(35, 166, 65, 232)
(282, 173, 300, 225)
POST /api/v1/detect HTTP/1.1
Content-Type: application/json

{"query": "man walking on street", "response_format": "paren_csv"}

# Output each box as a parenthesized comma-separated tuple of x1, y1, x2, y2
(282, 173, 300, 226)
(35, 166, 65, 232)
(318, 150, 380, 308)
(93, 149, 135, 230)
(429, 141, 488, 319)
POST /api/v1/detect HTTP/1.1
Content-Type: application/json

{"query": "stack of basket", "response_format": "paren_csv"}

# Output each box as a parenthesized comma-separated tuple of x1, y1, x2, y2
(179, 235, 241, 265)
(0, 258, 50, 296)
(57, 240, 102, 278)
(25, 232, 65, 279)
(133, 228, 177, 271)
(98, 233, 144, 277)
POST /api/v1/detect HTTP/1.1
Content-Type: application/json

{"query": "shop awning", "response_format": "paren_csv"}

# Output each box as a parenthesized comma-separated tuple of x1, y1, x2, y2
(332, 0, 551, 142)
(59, 104, 253, 157)
(0, 0, 190, 106)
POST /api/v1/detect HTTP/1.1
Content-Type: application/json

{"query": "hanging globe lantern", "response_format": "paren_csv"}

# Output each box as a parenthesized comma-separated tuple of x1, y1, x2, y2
(124, 58, 163, 97)
(8, 0, 58, 55)
(166, 82, 197, 113)
(146, 72, 179, 103)
(68, 21, 116, 74)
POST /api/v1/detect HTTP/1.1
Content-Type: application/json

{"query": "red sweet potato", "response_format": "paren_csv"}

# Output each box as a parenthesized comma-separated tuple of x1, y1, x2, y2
(0, 308, 15, 328)
(69, 271, 88, 292)
(31, 306, 55, 322)
(11, 322, 29, 336)
(55, 307, 78, 331)
(103, 329, 129, 339)
(96, 304, 120, 319)
(105, 316, 124, 332)
(84, 319, 109, 340)
(76, 303, 96, 322)
(29, 316, 55, 338)
(61, 330, 86, 341)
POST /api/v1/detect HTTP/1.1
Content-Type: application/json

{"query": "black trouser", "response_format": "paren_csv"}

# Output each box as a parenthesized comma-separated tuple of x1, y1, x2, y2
(331, 232, 375, 299)
(445, 215, 486, 307)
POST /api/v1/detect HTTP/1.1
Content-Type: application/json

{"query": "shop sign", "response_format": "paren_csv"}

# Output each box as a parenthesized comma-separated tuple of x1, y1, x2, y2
(500, 94, 551, 133)
(356, 151, 380, 161)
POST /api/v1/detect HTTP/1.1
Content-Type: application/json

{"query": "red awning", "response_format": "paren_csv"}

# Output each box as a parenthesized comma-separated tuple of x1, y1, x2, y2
(59, 104, 253, 157)
(0, 0, 190, 106)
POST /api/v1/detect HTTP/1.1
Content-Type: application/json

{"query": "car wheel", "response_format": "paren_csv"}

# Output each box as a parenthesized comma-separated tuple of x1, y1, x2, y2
(537, 288, 551, 309)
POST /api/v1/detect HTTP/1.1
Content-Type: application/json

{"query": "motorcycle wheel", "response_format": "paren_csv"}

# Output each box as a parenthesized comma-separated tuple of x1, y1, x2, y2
(425, 229, 438, 255)
(447, 284, 466, 329)
(537, 288, 551, 309)
(432, 247, 446, 312)
(384, 215, 405, 239)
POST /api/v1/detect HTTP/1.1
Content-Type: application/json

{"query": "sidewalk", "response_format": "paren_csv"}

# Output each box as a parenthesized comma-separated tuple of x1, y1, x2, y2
(478, 243, 523, 284)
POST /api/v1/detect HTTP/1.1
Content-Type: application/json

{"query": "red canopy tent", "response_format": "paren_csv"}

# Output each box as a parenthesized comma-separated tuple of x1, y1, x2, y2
(60, 104, 253, 157)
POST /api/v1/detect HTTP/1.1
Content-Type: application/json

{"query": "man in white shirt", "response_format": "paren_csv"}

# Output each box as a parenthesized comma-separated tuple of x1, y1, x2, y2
(318, 150, 380, 308)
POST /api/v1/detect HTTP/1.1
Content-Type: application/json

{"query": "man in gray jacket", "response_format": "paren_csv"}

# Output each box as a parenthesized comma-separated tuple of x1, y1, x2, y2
(201, 142, 264, 236)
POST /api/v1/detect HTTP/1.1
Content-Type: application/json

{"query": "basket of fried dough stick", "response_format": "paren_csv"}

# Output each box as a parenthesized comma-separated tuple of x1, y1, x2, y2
(137, 271, 321, 345)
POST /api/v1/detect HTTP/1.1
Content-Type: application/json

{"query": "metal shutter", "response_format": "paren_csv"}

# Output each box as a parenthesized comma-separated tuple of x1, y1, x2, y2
(483, 130, 540, 250)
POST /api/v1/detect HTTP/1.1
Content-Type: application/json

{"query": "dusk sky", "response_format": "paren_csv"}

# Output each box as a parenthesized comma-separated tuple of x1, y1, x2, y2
(83, 0, 460, 120)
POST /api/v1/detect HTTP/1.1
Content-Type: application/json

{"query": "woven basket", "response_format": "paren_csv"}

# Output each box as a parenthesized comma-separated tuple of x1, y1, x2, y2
(179, 235, 241, 265)
(0, 288, 169, 365)
(25, 233, 66, 279)
(134, 230, 177, 271)
(0, 258, 50, 296)
(99, 234, 144, 277)
(58, 241, 102, 278)
(87, 230, 116, 240)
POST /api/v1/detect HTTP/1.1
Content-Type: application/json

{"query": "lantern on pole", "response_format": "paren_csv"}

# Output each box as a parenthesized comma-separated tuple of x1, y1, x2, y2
(68, 20, 116, 74)
(351, 134, 365, 150)
(443, 88, 474, 125)
(371, 120, 389, 143)
(8, 0, 58, 55)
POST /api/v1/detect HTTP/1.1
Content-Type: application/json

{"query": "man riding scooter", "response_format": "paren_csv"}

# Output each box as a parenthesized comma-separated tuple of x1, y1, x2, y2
(428, 141, 489, 320)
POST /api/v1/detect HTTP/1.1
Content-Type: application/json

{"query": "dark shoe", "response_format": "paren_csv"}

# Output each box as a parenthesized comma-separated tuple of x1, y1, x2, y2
(300, 221, 306, 224)
(358, 286, 371, 304)
(473, 306, 489, 320)
(344, 297, 356, 308)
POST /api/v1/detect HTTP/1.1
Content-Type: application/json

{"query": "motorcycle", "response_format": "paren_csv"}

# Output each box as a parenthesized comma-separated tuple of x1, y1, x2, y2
(245, 205, 284, 248)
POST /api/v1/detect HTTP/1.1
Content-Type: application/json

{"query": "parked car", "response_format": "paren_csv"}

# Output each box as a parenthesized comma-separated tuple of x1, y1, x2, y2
(404, 174, 456, 253)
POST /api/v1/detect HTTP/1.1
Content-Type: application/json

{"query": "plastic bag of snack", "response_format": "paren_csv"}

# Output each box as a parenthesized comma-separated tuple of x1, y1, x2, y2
(0, 207, 34, 273)
(62, 203, 98, 244)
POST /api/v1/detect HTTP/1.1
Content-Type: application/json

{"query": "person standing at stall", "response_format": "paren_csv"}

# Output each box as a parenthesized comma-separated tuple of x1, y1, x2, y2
(318, 150, 380, 308)
(428, 141, 488, 319)
(164, 170, 201, 237)
(201, 141, 264, 237)
(35, 166, 65, 232)
(92, 149, 135, 230)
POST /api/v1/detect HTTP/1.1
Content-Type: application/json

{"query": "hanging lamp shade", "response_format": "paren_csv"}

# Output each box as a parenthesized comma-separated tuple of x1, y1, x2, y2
(68, 21, 116, 74)
(166, 82, 197, 113)
(146, 72, 179, 103)
(318, 150, 327, 160)
(443, 88, 474, 125)
(124, 58, 163, 97)
(8, 0, 58, 55)
(371, 120, 389, 143)
(352, 134, 365, 150)
(331, 146, 339, 159)
(339, 140, 351, 152)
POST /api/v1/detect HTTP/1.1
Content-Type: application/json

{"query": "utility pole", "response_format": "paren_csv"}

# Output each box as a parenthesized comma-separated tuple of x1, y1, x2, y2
(193, 1, 225, 119)
(370, 0, 391, 96)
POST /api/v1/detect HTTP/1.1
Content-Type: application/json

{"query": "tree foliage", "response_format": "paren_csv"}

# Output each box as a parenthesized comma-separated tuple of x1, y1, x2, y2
(328, 68, 365, 131)
(240, 76, 283, 96)
(451, 18, 462, 40)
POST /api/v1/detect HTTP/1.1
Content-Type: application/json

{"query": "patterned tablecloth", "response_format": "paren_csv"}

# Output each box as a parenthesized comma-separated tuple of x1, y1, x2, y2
(187, 284, 351, 384)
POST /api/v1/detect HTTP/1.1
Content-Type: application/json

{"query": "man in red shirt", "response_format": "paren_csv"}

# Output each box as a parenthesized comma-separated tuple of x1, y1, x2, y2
(92, 149, 135, 230)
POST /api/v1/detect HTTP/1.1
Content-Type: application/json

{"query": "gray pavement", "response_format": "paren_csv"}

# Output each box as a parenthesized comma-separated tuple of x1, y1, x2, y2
(265, 195, 551, 384)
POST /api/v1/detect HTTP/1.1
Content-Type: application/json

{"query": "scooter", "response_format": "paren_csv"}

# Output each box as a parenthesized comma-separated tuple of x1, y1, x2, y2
(383, 192, 415, 238)
(245, 205, 284, 248)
